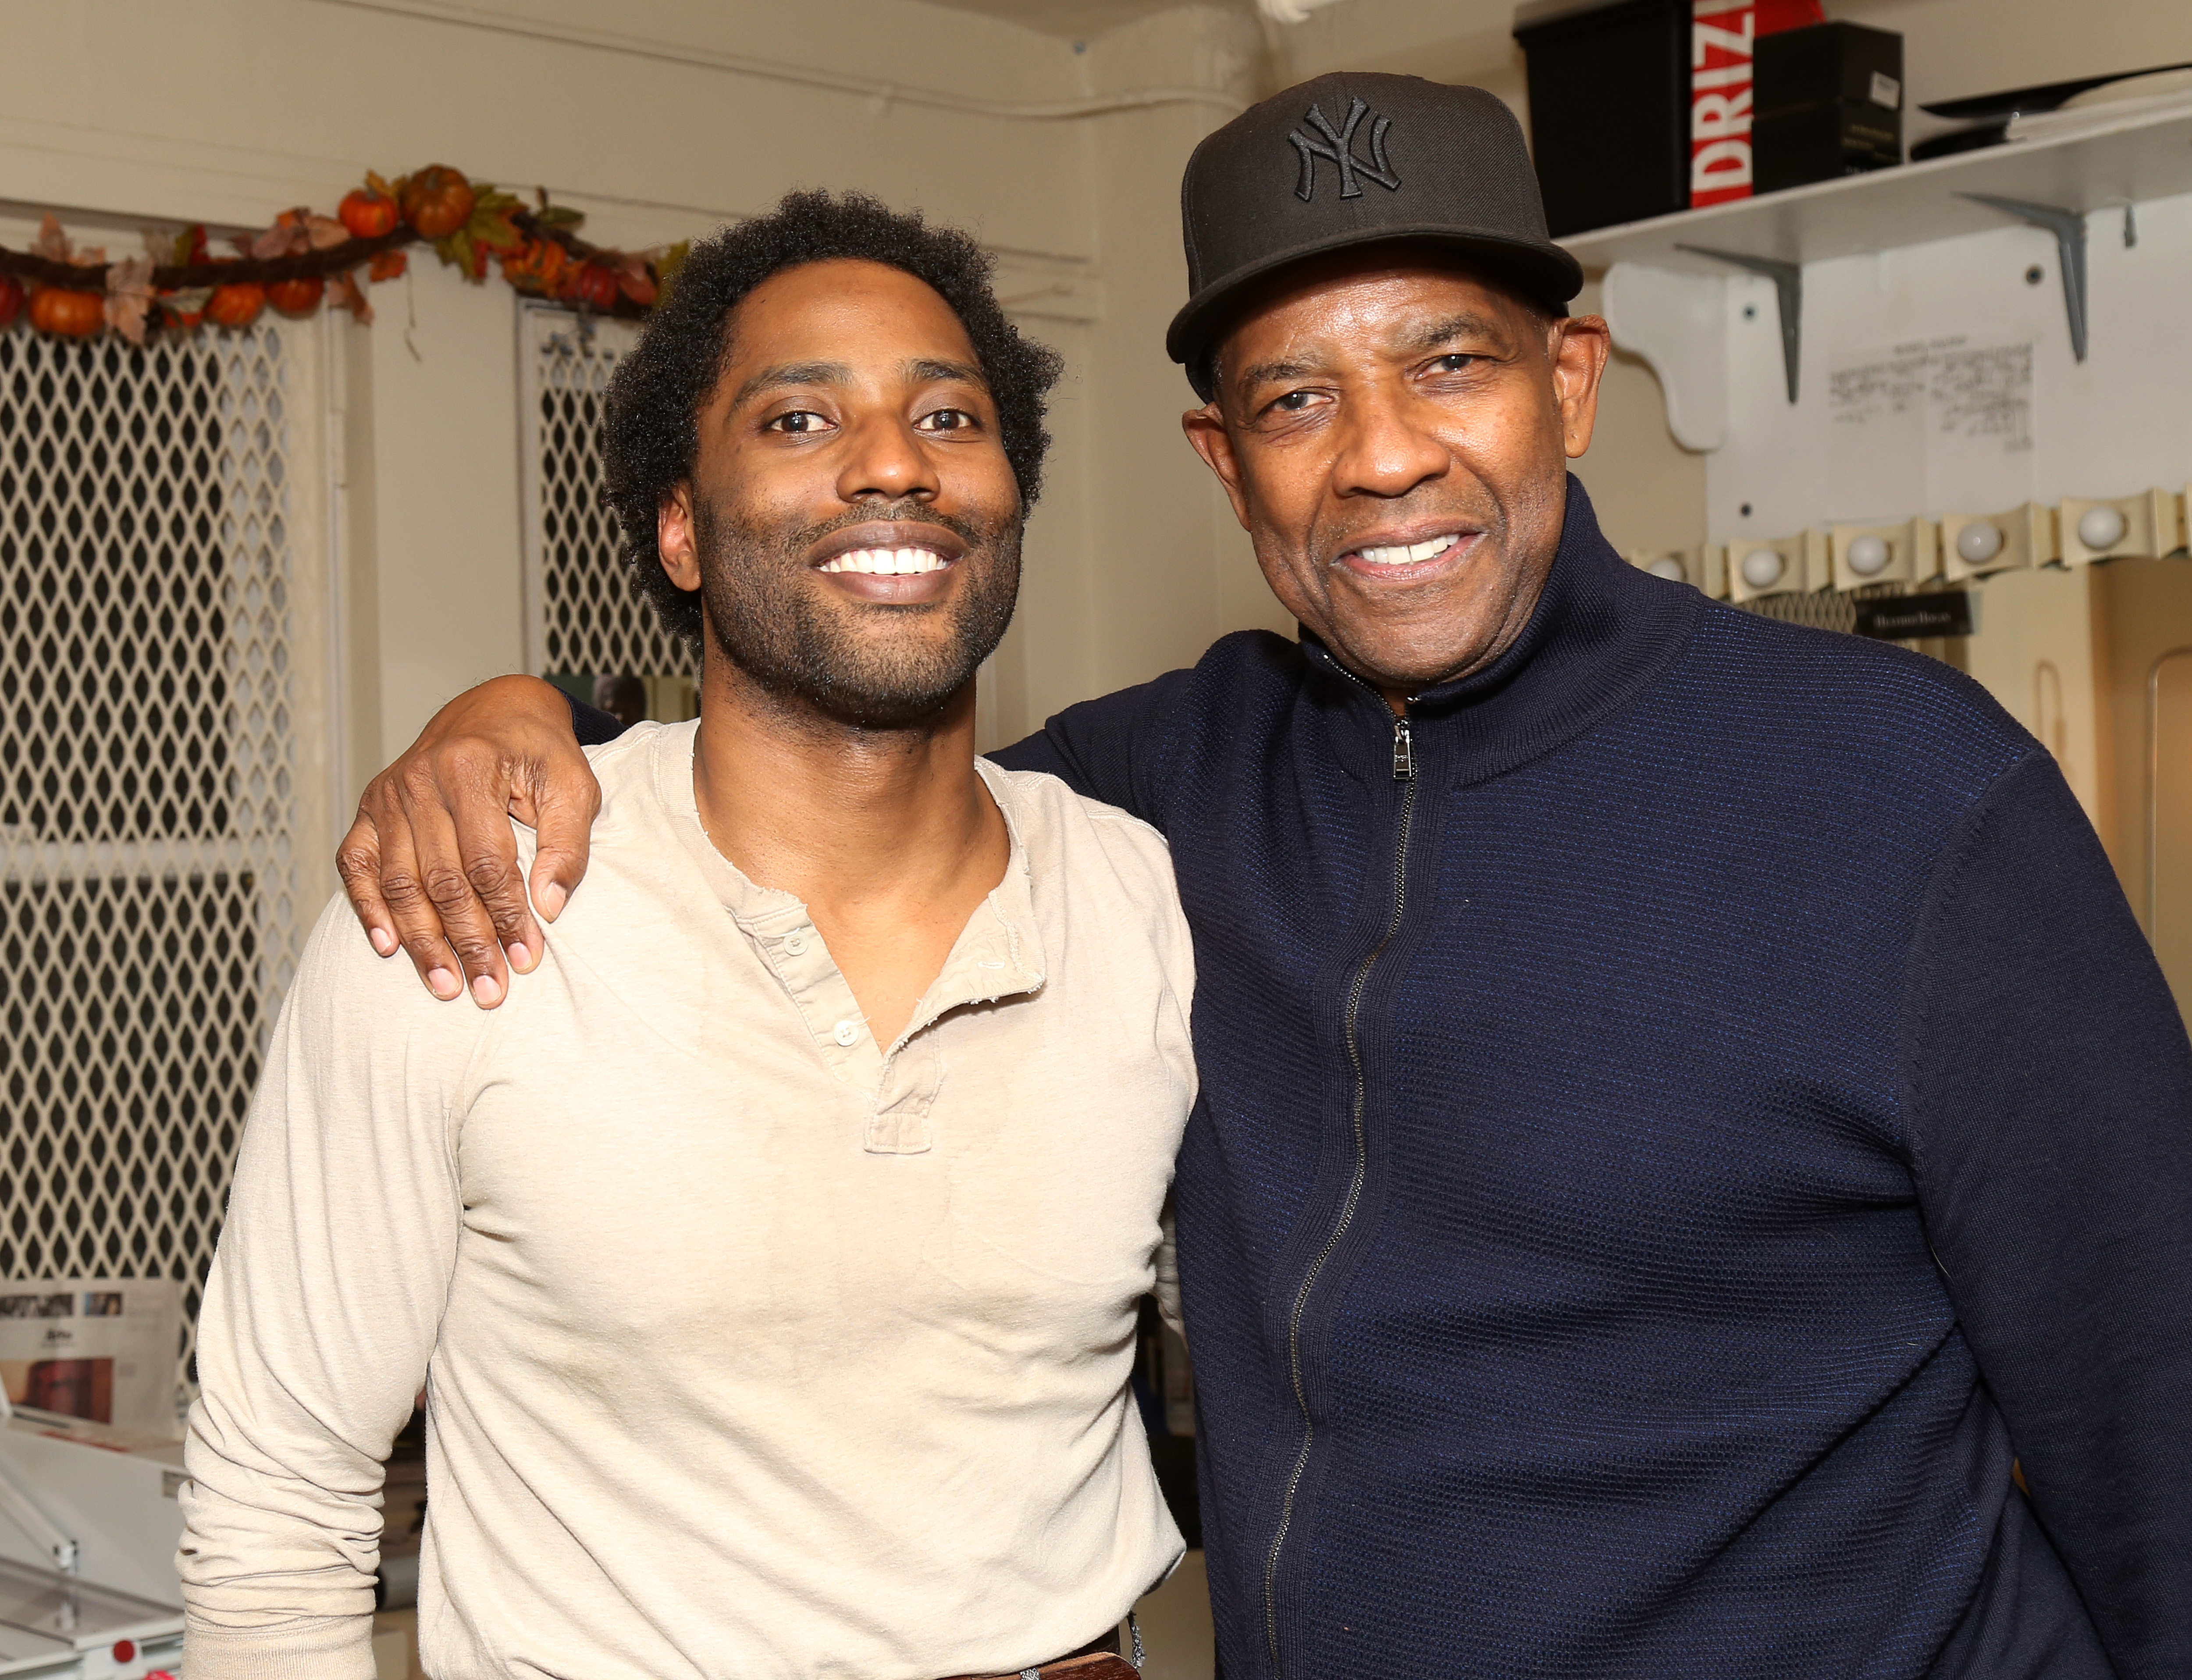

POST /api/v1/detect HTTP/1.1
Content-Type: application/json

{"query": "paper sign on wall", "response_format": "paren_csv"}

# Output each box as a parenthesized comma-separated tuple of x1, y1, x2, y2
(1827, 336, 2035, 520)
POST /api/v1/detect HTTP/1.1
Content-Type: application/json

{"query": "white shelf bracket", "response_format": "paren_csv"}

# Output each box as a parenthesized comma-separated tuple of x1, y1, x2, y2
(1958, 192, 2089, 362)
(1601, 262, 1728, 451)
(1676, 246, 1802, 402)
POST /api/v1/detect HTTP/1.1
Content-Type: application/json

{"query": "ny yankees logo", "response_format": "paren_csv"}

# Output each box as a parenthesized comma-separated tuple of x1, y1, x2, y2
(1289, 96, 1401, 203)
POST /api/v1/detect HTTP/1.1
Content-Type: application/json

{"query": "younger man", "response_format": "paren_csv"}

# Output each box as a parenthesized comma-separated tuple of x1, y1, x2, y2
(178, 192, 1195, 1680)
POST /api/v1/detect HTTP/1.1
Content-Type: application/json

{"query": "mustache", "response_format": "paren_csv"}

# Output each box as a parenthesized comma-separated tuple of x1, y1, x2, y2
(785, 500, 1003, 552)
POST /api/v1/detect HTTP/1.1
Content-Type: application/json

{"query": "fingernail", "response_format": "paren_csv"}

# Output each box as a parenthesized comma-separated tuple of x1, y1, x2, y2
(539, 883, 568, 919)
(472, 973, 502, 1007)
(370, 928, 397, 956)
(508, 940, 534, 972)
(427, 967, 460, 1000)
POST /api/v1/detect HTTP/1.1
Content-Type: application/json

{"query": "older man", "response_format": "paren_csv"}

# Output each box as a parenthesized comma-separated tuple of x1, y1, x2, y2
(340, 78, 2190, 1679)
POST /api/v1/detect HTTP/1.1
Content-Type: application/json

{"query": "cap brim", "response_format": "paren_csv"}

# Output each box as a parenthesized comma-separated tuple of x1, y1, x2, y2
(1164, 224, 1587, 368)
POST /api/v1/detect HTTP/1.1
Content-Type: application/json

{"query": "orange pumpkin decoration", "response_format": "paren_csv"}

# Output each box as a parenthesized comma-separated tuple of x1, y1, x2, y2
(339, 187, 399, 241)
(559, 262, 621, 313)
(400, 166, 475, 239)
(499, 236, 571, 296)
(31, 287, 103, 337)
(0, 273, 23, 329)
(206, 282, 267, 329)
(268, 275, 325, 317)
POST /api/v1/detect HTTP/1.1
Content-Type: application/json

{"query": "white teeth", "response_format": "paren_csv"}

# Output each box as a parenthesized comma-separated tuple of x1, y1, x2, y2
(1355, 534, 1461, 566)
(819, 547, 949, 575)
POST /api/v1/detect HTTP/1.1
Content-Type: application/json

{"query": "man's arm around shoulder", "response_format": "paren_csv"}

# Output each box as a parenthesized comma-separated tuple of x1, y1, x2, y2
(180, 898, 477, 1680)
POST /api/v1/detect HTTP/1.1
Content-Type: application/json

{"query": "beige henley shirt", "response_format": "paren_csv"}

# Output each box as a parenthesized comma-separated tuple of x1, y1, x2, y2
(178, 722, 1196, 1680)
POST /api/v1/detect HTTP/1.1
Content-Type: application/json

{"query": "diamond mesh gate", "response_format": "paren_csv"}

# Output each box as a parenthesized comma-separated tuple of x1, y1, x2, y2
(519, 306, 694, 717)
(0, 318, 332, 1417)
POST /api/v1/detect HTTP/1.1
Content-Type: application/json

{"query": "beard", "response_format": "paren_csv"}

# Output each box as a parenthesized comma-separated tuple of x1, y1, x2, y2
(692, 496, 1020, 730)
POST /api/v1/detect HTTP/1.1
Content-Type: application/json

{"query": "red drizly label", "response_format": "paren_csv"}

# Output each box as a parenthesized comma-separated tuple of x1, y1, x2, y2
(1690, 0, 1756, 208)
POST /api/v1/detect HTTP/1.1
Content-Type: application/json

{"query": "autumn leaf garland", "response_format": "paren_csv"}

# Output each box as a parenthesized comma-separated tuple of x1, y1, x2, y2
(0, 167, 689, 343)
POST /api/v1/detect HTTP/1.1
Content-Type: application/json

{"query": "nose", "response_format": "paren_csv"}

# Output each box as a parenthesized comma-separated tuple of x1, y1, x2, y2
(1330, 380, 1449, 502)
(835, 411, 939, 506)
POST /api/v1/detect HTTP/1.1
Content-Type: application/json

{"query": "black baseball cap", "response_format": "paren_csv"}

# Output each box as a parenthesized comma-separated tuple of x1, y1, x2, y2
(1167, 73, 1584, 390)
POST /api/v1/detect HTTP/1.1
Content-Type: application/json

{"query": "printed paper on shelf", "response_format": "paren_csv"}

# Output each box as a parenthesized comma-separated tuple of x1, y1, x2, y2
(0, 1278, 183, 1438)
(1690, 0, 1825, 210)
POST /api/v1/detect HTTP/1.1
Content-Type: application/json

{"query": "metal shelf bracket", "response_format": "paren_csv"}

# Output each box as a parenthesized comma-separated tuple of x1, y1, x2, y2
(1676, 245, 1802, 402)
(1958, 192, 2089, 361)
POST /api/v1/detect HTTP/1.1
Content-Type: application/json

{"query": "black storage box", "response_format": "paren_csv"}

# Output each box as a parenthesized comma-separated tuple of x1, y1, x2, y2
(1754, 100, 1900, 192)
(1514, 0, 1690, 238)
(1755, 21, 1904, 114)
(1754, 21, 1903, 191)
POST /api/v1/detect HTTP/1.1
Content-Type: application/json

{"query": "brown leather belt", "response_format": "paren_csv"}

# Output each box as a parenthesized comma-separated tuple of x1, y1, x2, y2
(943, 1627, 1137, 1680)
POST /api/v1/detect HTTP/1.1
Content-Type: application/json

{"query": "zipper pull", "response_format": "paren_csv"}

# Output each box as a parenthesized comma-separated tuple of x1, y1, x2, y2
(1391, 715, 1415, 781)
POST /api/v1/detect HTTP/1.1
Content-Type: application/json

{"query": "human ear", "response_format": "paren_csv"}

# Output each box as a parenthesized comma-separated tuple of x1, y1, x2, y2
(657, 484, 703, 593)
(1549, 315, 1611, 459)
(1183, 404, 1255, 533)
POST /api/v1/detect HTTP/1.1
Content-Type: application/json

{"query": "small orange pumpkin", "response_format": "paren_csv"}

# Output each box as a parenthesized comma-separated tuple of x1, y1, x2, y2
(31, 286, 103, 337)
(499, 237, 571, 296)
(206, 282, 267, 330)
(559, 262, 620, 313)
(339, 187, 399, 241)
(400, 166, 475, 240)
(268, 275, 325, 316)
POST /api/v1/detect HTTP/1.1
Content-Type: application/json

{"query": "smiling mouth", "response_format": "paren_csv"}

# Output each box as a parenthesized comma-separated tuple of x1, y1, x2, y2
(1336, 531, 1483, 572)
(817, 546, 952, 576)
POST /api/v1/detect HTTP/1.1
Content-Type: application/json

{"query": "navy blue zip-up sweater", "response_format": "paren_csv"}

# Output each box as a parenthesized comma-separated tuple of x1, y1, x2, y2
(570, 481, 2190, 1675)
(990, 481, 2192, 1679)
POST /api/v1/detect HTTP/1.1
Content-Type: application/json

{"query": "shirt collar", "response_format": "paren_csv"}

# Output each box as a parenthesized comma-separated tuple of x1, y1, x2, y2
(654, 724, 1047, 1025)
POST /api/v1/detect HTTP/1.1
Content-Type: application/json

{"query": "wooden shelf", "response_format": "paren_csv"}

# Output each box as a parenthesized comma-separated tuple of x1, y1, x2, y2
(1562, 100, 2192, 274)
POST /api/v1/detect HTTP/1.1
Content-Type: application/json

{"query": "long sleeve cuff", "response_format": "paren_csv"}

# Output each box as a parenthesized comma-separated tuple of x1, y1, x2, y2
(182, 1614, 377, 1680)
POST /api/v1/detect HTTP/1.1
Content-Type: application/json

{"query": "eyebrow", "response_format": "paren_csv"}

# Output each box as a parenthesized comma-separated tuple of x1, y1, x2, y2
(1407, 312, 1506, 352)
(911, 357, 989, 388)
(731, 356, 989, 409)
(1235, 313, 1512, 392)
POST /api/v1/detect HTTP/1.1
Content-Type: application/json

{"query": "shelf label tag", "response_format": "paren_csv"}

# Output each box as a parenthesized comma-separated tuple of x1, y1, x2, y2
(1853, 592, 1975, 642)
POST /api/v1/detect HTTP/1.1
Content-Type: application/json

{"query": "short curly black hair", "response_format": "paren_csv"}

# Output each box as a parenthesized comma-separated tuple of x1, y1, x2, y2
(601, 189, 1064, 656)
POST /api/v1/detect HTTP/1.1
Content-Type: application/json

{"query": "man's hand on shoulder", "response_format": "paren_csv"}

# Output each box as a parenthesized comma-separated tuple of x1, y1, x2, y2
(336, 674, 603, 1008)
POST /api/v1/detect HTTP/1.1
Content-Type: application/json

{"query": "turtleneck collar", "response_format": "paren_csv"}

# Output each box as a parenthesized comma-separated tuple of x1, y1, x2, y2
(1299, 476, 1704, 789)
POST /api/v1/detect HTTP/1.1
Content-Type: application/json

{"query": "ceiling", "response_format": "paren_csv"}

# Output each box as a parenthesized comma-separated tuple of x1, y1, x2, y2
(911, 0, 1240, 41)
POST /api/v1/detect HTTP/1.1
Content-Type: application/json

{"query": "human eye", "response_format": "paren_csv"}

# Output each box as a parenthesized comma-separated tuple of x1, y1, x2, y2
(915, 406, 982, 434)
(1259, 387, 1325, 421)
(1426, 353, 1480, 375)
(763, 409, 833, 435)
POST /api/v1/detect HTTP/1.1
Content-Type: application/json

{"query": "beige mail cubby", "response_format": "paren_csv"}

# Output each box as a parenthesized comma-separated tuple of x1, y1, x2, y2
(2059, 489, 2184, 565)
(1729, 531, 1829, 604)
(1940, 503, 2056, 583)
(1829, 519, 1938, 592)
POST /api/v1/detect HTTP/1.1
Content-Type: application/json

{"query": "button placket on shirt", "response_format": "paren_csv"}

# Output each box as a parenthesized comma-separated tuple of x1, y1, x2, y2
(720, 771, 1050, 1156)
(862, 901, 1046, 1156)
(741, 900, 884, 1090)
